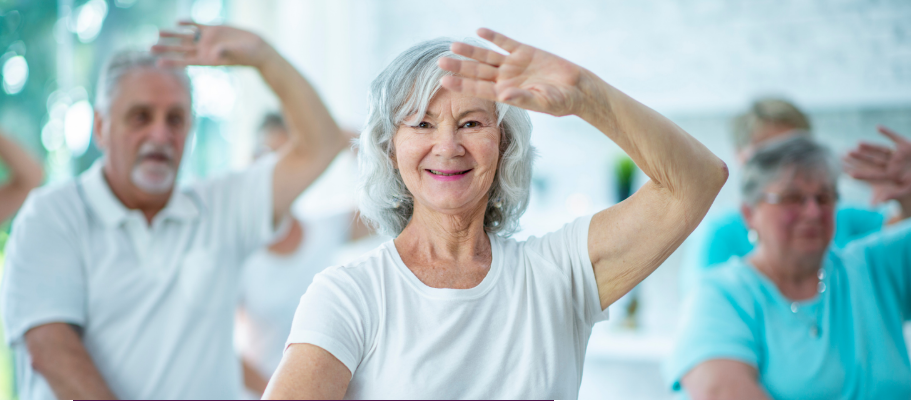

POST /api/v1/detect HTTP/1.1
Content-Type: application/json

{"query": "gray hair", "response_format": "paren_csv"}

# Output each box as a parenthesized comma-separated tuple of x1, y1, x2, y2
(95, 50, 191, 115)
(356, 38, 535, 237)
(741, 135, 840, 206)
(732, 98, 811, 151)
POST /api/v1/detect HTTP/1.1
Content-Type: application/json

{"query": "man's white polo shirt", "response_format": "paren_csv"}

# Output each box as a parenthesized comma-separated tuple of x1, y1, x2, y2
(1, 156, 282, 399)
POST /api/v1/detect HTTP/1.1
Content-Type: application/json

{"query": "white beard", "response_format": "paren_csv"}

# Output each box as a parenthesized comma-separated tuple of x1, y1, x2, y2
(131, 159, 176, 194)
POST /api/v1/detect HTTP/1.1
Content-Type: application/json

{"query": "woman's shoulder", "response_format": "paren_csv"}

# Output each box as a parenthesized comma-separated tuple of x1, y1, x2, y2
(697, 258, 764, 301)
(313, 240, 398, 289)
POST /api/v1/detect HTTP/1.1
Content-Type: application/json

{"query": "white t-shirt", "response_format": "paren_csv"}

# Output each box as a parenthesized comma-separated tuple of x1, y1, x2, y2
(238, 213, 352, 380)
(1, 156, 280, 400)
(286, 215, 608, 399)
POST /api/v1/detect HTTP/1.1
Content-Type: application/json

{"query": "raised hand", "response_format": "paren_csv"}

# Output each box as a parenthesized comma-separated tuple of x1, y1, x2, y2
(844, 125, 911, 204)
(152, 21, 274, 69)
(438, 28, 589, 117)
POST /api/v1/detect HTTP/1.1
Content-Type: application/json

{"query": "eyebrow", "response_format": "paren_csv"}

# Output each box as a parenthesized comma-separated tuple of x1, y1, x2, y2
(423, 108, 492, 120)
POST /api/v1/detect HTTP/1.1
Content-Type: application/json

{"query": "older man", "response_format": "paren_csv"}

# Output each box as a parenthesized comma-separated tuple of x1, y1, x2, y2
(0, 23, 346, 399)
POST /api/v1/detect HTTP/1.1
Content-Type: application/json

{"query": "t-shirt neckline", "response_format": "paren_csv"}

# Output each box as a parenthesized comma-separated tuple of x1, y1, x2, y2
(386, 231, 503, 300)
(740, 255, 832, 308)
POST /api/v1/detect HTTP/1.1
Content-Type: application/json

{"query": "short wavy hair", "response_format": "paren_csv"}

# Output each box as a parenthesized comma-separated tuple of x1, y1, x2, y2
(356, 38, 535, 237)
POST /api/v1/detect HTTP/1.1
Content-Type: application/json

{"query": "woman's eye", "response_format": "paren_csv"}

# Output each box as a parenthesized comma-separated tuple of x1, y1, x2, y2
(462, 121, 480, 128)
(417, 122, 430, 129)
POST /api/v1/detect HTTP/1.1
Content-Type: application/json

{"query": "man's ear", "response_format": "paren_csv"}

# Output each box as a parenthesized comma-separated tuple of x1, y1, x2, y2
(93, 110, 108, 151)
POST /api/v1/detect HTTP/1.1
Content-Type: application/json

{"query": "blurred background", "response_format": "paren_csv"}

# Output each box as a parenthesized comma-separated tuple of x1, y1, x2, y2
(0, 0, 909, 398)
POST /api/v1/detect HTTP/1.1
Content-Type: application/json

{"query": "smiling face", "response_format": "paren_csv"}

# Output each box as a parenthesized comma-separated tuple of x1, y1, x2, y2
(94, 68, 191, 200)
(393, 88, 501, 218)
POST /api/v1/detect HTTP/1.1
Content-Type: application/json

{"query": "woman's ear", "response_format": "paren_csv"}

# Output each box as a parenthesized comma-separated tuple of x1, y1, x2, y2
(740, 202, 755, 229)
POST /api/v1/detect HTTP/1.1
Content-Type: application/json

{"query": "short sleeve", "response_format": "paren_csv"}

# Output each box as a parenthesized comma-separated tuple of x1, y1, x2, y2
(0, 191, 86, 345)
(842, 218, 911, 319)
(284, 268, 375, 376)
(523, 214, 608, 326)
(702, 212, 753, 268)
(832, 207, 885, 248)
(665, 276, 761, 392)
(192, 154, 286, 258)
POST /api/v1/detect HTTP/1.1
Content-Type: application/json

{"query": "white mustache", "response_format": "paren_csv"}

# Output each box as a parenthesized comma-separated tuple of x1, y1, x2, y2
(136, 142, 176, 164)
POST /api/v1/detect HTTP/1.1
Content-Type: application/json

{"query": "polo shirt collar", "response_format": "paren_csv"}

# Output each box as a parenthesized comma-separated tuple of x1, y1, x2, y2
(79, 160, 200, 227)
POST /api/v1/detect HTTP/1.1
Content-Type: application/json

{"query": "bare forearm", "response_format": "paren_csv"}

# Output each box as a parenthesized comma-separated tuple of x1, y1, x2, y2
(26, 323, 117, 399)
(256, 47, 346, 156)
(0, 132, 44, 221)
(0, 132, 43, 191)
(576, 71, 727, 208)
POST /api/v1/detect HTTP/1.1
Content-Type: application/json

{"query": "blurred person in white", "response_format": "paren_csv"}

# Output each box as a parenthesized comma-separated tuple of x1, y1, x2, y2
(0, 129, 44, 223)
(686, 99, 908, 279)
(667, 133, 911, 399)
(0, 22, 347, 399)
(236, 113, 370, 398)
(262, 29, 729, 399)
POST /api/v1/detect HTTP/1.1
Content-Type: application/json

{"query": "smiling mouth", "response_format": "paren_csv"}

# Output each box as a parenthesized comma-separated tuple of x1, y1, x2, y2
(427, 169, 472, 176)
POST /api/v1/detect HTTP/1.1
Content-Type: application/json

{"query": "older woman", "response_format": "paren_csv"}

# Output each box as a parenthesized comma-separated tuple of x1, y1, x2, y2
(264, 29, 727, 399)
(668, 133, 911, 399)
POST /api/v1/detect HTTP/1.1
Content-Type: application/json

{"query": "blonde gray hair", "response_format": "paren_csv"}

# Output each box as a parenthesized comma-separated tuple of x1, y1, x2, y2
(732, 98, 811, 151)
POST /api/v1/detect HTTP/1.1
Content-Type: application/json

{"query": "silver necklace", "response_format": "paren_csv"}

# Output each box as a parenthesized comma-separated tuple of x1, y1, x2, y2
(789, 268, 827, 338)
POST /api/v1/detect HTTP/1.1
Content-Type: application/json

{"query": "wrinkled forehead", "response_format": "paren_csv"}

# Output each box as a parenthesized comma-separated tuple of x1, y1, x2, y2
(421, 89, 497, 119)
(110, 68, 191, 112)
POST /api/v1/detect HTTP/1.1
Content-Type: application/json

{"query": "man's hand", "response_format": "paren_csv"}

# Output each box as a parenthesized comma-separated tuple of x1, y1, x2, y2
(152, 21, 276, 69)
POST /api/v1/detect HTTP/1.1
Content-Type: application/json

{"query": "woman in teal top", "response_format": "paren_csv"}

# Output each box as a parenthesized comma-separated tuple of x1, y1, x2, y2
(668, 132, 911, 399)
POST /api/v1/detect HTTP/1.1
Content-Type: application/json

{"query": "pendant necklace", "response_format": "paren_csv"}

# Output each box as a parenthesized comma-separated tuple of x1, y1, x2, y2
(789, 268, 827, 338)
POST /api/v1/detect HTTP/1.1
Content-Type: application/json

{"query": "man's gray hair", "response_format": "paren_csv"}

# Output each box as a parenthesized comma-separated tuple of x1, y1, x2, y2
(95, 50, 191, 115)
(356, 38, 535, 237)
(741, 134, 840, 206)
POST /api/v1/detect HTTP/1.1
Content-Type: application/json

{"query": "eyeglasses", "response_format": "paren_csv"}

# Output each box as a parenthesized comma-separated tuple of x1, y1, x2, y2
(760, 191, 839, 208)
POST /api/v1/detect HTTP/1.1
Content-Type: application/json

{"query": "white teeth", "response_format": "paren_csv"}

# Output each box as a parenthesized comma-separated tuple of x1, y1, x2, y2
(429, 170, 467, 176)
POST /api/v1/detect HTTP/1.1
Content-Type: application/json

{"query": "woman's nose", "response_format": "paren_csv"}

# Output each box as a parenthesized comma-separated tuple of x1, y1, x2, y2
(433, 126, 464, 157)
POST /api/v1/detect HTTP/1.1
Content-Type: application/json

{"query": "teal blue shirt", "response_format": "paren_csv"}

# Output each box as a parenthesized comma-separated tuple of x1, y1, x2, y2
(666, 219, 911, 399)
(700, 207, 884, 268)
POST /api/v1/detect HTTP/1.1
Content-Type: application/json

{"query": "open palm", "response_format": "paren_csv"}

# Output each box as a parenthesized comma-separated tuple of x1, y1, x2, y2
(844, 125, 911, 204)
(152, 21, 269, 68)
(438, 28, 587, 117)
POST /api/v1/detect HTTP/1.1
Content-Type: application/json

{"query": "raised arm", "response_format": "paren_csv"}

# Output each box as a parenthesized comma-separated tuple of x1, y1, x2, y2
(440, 28, 728, 309)
(25, 323, 117, 399)
(153, 22, 347, 223)
(0, 130, 44, 222)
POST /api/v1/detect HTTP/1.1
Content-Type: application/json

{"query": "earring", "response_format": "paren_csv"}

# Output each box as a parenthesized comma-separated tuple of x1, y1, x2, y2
(391, 197, 402, 209)
(748, 229, 759, 245)
(493, 197, 503, 209)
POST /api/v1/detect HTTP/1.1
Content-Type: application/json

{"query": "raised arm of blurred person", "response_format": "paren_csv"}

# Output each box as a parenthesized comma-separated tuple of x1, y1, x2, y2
(0, 130, 44, 222)
(844, 125, 911, 223)
(154, 22, 347, 224)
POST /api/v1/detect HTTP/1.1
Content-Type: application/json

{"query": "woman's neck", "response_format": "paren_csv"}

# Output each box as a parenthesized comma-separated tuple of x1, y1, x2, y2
(750, 248, 824, 301)
(394, 201, 492, 289)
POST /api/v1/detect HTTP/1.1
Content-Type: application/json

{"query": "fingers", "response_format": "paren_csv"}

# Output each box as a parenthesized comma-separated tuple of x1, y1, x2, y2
(440, 76, 498, 102)
(450, 42, 506, 67)
(178, 20, 206, 29)
(846, 148, 889, 169)
(477, 28, 521, 52)
(877, 125, 909, 145)
(438, 57, 498, 81)
(158, 30, 195, 42)
(151, 44, 197, 54)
